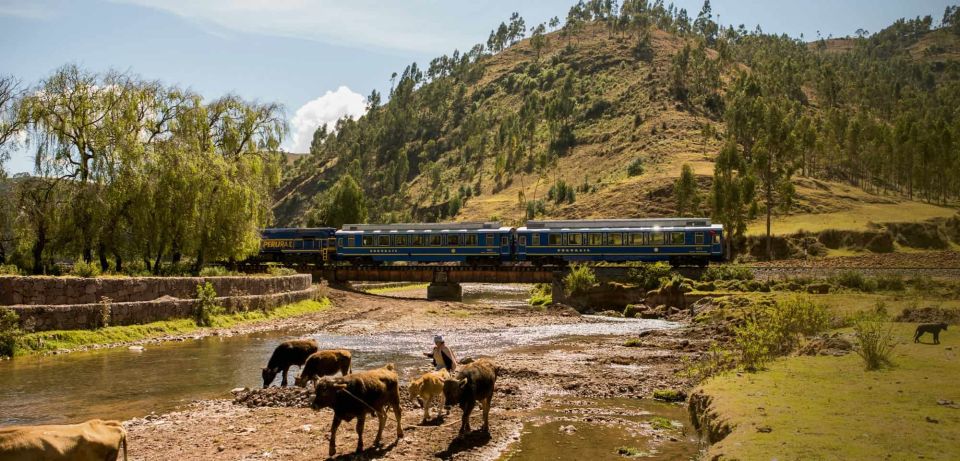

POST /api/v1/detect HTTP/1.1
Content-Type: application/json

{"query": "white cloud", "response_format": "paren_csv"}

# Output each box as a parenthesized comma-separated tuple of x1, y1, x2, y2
(289, 86, 366, 153)
(108, 0, 474, 53)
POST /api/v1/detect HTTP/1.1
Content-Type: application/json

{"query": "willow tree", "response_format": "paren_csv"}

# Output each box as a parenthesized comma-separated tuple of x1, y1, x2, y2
(307, 174, 368, 228)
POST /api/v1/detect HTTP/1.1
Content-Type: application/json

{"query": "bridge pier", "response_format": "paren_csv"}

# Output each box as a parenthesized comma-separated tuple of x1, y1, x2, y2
(427, 282, 462, 301)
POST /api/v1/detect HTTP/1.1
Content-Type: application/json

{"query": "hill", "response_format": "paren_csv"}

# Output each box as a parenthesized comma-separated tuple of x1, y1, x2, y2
(274, 2, 960, 251)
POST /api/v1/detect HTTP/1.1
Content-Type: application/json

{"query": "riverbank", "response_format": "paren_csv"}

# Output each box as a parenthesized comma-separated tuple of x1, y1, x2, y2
(690, 323, 960, 460)
(120, 287, 708, 460)
(12, 298, 330, 356)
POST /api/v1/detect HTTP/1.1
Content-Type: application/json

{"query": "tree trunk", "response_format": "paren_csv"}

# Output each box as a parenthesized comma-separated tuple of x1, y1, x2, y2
(32, 226, 46, 275)
(98, 242, 109, 272)
(114, 251, 123, 274)
(766, 181, 773, 261)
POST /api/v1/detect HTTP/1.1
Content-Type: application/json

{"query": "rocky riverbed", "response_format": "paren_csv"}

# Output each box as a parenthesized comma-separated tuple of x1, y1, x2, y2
(116, 287, 710, 460)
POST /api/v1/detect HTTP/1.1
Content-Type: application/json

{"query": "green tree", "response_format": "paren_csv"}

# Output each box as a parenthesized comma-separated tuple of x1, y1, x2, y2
(308, 174, 368, 228)
(674, 164, 700, 216)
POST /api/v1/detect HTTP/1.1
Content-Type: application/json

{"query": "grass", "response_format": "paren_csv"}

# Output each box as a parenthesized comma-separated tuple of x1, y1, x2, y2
(697, 323, 960, 460)
(364, 283, 429, 295)
(746, 200, 956, 236)
(16, 298, 330, 355)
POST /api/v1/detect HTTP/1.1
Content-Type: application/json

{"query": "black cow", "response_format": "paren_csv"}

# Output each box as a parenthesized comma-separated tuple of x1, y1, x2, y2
(443, 358, 497, 435)
(311, 364, 404, 456)
(262, 338, 318, 388)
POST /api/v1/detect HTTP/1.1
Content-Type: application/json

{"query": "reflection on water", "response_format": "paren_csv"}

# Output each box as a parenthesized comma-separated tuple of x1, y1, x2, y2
(0, 284, 676, 426)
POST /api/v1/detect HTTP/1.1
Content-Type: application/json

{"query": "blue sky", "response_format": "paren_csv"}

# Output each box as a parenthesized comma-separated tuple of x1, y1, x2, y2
(1, 0, 954, 173)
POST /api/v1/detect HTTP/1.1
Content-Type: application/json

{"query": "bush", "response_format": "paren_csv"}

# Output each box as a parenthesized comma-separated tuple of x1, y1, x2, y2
(0, 264, 22, 276)
(734, 296, 831, 371)
(831, 270, 876, 292)
(266, 266, 298, 276)
(70, 260, 101, 278)
(853, 314, 896, 370)
(199, 266, 237, 277)
(874, 274, 905, 291)
(0, 308, 21, 358)
(193, 282, 222, 327)
(564, 264, 597, 295)
(627, 158, 645, 176)
(702, 265, 755, 282)
(627, 262, 672, 290)
(528, 283, 552, 307)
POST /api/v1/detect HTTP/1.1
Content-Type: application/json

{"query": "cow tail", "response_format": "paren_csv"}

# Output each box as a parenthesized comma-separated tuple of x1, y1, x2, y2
(121, 430, 128, 461)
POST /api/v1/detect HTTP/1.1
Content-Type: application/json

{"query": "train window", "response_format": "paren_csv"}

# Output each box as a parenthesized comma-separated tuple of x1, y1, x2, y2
(501, 236, 509, 245)
(548, 233, 562, 245)
(395, 235, 408, 246)
(532, 234, 540, 246)
(411, 235, 423, 246)
(589, 233, 604, 245)
(567, 233, 583, 245)
(650, 232, 664, 245)
(486, 234, 495, 246)
(362, 236, 374, 246)
(608, 233, 623, 245)
(465, 234, 478, 246)
(629, 233, 644, 245)
(519, 236, 527, 245)
(713, 234, 721, 244)
(339, 238, 345, 247)
(430, 234, 443, 246)
(447, 234, 461, 246)
(377, 235, 391, 246)
(695, 232, 704, 245)
(671, 232, 686, 245)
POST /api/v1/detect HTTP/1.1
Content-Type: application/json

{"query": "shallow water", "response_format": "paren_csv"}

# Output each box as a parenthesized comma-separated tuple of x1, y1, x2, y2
(500, 398, 700, 461)
(0, 285, 677, 426)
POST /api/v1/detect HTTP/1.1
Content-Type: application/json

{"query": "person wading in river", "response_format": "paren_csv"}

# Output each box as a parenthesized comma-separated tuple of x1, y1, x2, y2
(424, 335, 458, 372)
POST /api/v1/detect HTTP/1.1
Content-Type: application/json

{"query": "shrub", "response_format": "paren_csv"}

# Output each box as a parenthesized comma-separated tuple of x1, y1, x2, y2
(528, 283, 552, 306)
(831, 270, 877, 292)
(853, 314, 896, 370)
(874, 274, 905, 291)
(681, 342, 736, 382)
(199, 266, 236, 277)
(193, 282, 222, 327)
(702, 265, 754, 282)
(627, 262, 672, 290)
(97, 297, 112, 329)
(0, 308, 21, 358)
(734, 296, 831, 371)
(564, 263, 597, 295)
(0, 264, 21, 276)
(623, 338, 644, 347)
(627, 157, 645, 176)
(70, 260, 101, 278)
(266, 266, 298, 276)
(649, 416, 674, 430)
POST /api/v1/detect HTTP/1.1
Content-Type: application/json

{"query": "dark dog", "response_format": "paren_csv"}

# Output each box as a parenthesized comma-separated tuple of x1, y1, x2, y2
(914, 323, 948, 344)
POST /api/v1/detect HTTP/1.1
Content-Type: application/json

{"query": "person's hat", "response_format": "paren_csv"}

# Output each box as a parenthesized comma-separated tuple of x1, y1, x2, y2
(434, 335, 444, 344)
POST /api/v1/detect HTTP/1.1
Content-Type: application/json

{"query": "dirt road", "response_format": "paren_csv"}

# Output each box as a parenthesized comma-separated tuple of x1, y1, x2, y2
(124, 288, 707, 460)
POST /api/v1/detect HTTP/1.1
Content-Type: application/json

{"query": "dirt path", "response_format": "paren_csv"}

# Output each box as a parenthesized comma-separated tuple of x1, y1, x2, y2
(124, 289, 708, 460)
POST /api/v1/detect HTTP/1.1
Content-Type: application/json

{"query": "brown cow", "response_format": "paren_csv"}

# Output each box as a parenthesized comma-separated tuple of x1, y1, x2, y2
(408, 368, 449, 423)
(294, 349, 352, 387)
(0, 419, 127, 461)
(443, 358, 496, 435)
(262, 338, 319, 388)
(311, 364, 404, 456)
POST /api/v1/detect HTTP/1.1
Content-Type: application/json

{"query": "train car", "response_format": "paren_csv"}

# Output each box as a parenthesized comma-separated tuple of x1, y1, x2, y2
(257, 227, 337, 264)
(516, 218, 723, 266)
(335, 222, 512, 265)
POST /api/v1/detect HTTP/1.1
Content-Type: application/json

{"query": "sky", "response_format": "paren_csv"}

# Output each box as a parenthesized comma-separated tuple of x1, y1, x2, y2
(1, 0, 955, 173)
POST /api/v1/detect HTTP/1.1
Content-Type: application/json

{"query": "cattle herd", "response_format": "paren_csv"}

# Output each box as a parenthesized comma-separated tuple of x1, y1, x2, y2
(0, 338, 497, 460)
(264, 338, 498, 457)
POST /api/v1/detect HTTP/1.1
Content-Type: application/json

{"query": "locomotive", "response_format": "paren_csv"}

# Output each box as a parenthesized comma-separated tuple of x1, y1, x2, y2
(255, 218, 724, 267)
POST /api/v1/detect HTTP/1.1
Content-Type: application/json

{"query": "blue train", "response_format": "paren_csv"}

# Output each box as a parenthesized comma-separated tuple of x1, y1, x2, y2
(256, 218, 724, 267)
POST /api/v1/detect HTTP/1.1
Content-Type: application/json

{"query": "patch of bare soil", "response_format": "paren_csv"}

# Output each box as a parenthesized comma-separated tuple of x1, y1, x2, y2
(124, 290, 711, 460)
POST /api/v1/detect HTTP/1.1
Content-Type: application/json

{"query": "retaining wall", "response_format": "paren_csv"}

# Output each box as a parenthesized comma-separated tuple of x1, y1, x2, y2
(0, 274, 311, 305)
(0, 274, 317, 332)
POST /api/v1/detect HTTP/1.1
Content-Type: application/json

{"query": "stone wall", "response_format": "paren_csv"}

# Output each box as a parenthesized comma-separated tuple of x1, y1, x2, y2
(0, 274, 311, 306)
(0, 274, 317, 332)
(11, 287, 318, 332)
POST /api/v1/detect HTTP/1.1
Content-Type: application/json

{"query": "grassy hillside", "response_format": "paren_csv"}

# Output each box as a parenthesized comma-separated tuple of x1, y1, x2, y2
(275, 3, 960, 239)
